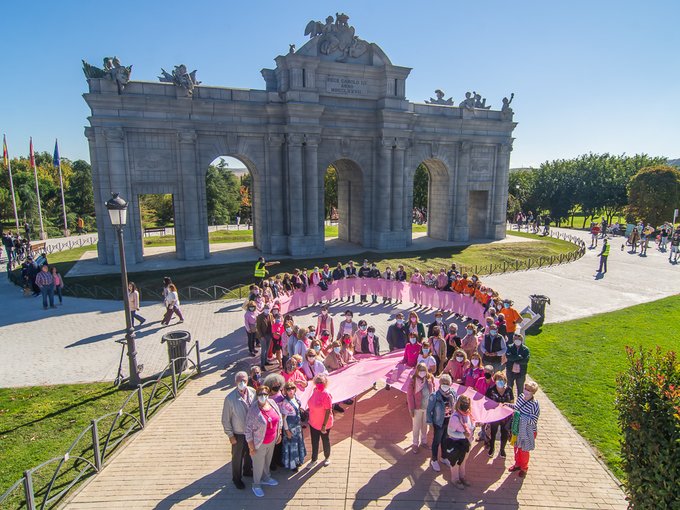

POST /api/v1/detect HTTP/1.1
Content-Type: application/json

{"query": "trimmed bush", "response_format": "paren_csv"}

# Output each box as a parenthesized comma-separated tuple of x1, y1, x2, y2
(615, 347, 680, 509)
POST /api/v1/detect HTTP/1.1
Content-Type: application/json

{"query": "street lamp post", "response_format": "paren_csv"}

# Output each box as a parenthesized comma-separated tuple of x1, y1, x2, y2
(105, 192, 141, 387)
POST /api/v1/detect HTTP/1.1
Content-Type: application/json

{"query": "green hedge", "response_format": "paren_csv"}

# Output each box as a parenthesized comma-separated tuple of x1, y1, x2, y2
(615, 347, 680, 508)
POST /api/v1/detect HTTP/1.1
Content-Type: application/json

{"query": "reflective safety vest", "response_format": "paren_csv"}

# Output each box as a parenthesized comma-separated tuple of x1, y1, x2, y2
(254, 262, 266, 278)
(602, 244, 610, 256)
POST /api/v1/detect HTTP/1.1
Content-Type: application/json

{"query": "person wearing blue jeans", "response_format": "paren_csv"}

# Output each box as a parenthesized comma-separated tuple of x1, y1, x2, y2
(426, 374, 456, 472)
(35, 265, 55, 310)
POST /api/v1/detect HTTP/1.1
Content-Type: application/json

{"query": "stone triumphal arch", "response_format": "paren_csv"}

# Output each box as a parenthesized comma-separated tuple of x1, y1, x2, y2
(83, 14, 516, 265)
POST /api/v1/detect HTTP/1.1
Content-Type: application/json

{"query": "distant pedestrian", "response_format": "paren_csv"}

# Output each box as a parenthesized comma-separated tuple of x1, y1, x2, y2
(127, 282, 146, 326)
(51, 267, 64, 305)
(670, 228, 680, 263)
(76, 216, 85, 235)
(597, 238, 610, 274)
(161, 283, 184, 325)
(35, 264, 55, 309)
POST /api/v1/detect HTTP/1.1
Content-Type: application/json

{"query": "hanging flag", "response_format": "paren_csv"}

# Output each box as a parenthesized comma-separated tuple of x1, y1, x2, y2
(29, 138, 36, 167)
(53, 139, 60, 168)
(2, 135, 8, 167)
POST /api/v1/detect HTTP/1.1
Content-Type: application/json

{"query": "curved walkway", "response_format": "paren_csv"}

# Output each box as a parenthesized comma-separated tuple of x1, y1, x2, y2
(4, 227, 677, 508)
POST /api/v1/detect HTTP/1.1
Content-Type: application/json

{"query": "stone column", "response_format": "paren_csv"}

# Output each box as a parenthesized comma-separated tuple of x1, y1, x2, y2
(376, 138, 392, 233)
(491, 142, 512, 239)
(453, 141, 471, 242)
(392, 138, 408, 232)
(104, 127, 138, 265)
(85, 127, 109, 264)
(177, 130, 207, 260)
(286, 134, 304, 245)
(267, 134, 287, 254)
(304, 135, 320, 238)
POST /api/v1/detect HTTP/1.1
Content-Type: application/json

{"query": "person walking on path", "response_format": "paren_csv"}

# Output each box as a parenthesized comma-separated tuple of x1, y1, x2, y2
(597, 238, 610, 274)
(222, 371, 255, 490)
(509, 381, 541, 478)
(161, 284, 184, 325)
(127, 282, 146, 326)
(670, 228, 680, 264)
(35, 264, 55, 309)
(246, 385, 282, 497)
(51, 266, 65, 305)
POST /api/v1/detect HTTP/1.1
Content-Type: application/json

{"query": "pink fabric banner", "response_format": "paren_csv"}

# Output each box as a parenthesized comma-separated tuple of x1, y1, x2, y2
(297, 350, 513, 424)
(275, 279, 485, 323)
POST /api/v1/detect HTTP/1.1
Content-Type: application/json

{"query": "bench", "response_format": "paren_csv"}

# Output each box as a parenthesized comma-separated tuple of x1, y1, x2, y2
(144, 227, 167, 237)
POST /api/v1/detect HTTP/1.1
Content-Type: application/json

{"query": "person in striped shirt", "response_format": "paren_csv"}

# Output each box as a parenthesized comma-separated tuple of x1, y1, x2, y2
(508, 381, 540, 477)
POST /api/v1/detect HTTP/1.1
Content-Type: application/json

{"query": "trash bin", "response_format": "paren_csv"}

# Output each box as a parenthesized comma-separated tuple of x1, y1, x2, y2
(528, 295, 551, 332)
(162, 330, 191, 373)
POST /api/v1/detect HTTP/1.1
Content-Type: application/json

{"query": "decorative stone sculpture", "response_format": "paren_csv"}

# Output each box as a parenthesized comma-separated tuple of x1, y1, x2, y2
(426, 89, 454, 105)
(501, 93, 514, 120)
(159, 64, 201, 97)
(459, 92, 475, 110)
(82, 56, 132, 94)
(289, 44, 296, 54)
(304, 13, 369, 62)
(473, 92, 491, 109)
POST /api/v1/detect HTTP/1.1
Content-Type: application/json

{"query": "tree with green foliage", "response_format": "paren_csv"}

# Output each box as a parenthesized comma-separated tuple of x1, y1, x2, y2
(413, 164, 429, 210)
(324, 165, 337, 218)
(65, 160, 95, 217)
(627, 165, 680, 225)
(205, 161, 241, 225)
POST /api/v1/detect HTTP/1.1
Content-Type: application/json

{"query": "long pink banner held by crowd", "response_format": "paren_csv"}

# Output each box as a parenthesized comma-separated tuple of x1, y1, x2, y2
(276, 279, 486, 323)
(297, 350, 513, 424)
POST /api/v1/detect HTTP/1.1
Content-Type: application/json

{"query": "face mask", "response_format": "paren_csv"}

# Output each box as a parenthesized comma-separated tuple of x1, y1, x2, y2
(409, 338, 417, 344)
(333, 347, 341, 354)
(440, 385, 450, 393)
(471, 359, 479, 367)
(523, 391, 533, 400)
(307, 357, 315, 363)
(321, 311, 327, 316)
(455, 356, 464, 362)
(503, 303, 510, 309)
(360, 325, 367, 331)
(411, 318, 417, 323)
(497, 381, 506, 389)
(484, 373, 492, 379)
(418, 370, 426, 378)
(436, 318, 442, 323)
(487, 292, 493, 297)
(254, 290, 260, 295)
(275, 318, 281, 323)
(297, 362, 303, 368)
(314, 269, 318, 273)
(345, 316, 352, 321)
(237, 381, 247, 391)
(253, 374, 261, 381)
(396, 320, 404, 326)
(466, 329, 474, 335)
(263, 309, 270, 315)
(316, 383, 325, 391)
(313, 345, 321, 352)
(422, 348, 430, 354)
(257, 395, 267, 404)
(514, 339, 522, 347)
(490, 330, 497, 337)
(285, 327, 293, 334)
(248, 307, 255, 312)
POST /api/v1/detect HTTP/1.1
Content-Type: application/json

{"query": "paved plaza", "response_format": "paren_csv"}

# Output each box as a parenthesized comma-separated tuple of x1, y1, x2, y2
(2, 228, 678, 508)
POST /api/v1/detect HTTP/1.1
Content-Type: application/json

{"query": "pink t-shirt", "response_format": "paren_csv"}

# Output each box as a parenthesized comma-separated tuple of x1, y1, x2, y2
(402, 342, 421, 367)
(282, 369, 307, 390)
(307, 389, 333, 431)
(261, 405, 279, 444)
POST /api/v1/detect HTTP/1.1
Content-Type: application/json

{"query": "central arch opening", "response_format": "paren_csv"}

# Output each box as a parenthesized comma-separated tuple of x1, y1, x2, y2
(411, 159, 450, 241)
(324, 159, 364, 247)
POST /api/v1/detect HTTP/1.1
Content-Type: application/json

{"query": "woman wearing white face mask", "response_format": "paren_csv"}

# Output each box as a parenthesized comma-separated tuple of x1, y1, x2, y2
(222, 371, 256, 490)
(463, 353, 484, 387)
(245, 386, 282, 497)
(509, 381, 540, 477)
(336, 310, 358, 341)
(505, 335, 530, 397)
(323, 341, 347, 371)
(426, 373, 456, 472)
(407, 362, 435, 453)
(417, 340, 437, 374)
(460, 324, 480, 360)
(485, 372, 515, 458)
(443, 349, 469, 385)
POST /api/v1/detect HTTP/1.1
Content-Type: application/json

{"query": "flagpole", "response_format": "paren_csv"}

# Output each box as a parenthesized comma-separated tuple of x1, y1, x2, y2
(3, 135, 20, 233)
(54, 139, 68, 235)
(30, 137, 46, 240)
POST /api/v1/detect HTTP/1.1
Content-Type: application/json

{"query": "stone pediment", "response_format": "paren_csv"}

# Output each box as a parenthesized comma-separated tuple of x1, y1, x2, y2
(296, 13, 392, 66)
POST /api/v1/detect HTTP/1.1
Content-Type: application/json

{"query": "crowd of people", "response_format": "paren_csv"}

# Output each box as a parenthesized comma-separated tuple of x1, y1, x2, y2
(223, 259, 539, 497)
(512, 211, 551, 235)
(2, 230, 33, 271)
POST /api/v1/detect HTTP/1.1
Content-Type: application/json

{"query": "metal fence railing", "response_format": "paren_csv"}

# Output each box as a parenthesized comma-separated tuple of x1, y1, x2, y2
(0, 343, 201, 510)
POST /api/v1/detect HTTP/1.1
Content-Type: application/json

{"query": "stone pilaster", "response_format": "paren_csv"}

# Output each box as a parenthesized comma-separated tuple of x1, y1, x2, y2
(392, 138, 408, 232)
(304, 135, 320, 237)
(286, 134, 304, 239)
(266, 134, 287, 254)
(177, 130, 207, 260)
(85, 127, 110, 264)
(491, 142, 513, 239)
(453, 141, 471, 242)
(376, 138, 393, 233)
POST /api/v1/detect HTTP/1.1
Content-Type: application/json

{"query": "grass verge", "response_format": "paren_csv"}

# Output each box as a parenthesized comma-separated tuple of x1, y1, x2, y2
(527, 294, 680, 481)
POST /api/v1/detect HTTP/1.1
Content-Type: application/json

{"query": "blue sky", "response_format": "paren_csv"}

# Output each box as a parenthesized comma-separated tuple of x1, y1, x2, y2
(2, 0, 679, 168)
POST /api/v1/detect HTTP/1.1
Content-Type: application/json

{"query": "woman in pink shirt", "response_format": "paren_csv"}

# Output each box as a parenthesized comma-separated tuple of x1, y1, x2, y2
(245, 386, 282, 497)
(306, 374, 334, 469)
(401, 333, 422, 367)
(442, 349, 469, 385)
(474, 365, 495, 395)
(463, 353, 484, 387)
(410, 269, 424, 285)
(316, 305, 335, 341)
(271, 314, 285, 369)
(281, 356, 308, 391)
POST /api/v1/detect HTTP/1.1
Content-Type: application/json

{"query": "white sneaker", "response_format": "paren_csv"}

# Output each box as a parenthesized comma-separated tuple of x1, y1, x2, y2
(440, 458, 451, 468)
(430, 460, 441, 472)
(306, 460, 318, 470)
(323, 458, 331, 467)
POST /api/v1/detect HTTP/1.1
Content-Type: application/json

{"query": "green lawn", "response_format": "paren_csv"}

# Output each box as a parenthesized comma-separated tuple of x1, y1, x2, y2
(56, 231, 578, 300)
(527, 294, 680, 480)
(0, 378, 184, 507)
